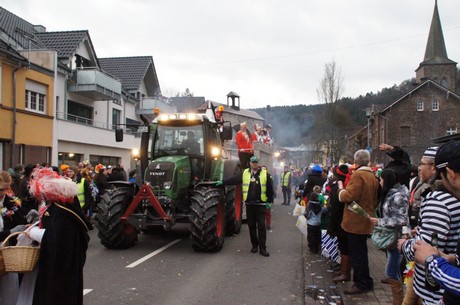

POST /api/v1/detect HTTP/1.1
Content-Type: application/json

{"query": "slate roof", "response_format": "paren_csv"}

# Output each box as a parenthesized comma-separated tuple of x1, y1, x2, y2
(99, 56, 155, 92)
(35, 30, 90, 59)
(419, 1, 456, 66)
(0, 39, 27, 62)
(0, 6, 47, 50)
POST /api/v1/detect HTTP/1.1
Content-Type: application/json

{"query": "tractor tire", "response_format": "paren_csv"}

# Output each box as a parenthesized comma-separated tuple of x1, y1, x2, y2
(96, 187, 138, 249)
(190, 187, 225, 252)
(225, 184, 243, 235)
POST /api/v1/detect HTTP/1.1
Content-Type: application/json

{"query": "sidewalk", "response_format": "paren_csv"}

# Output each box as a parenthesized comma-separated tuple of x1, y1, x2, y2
(302, 236, 394, 305)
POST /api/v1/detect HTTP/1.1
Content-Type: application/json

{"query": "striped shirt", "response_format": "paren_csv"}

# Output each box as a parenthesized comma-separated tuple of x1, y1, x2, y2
(401, 190, 460, 305)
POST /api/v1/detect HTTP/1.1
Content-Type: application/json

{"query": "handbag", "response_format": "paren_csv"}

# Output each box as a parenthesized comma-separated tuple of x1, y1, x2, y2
(371, 226, 400, 250)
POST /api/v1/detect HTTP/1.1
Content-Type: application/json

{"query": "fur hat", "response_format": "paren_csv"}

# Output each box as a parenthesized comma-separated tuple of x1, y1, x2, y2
(28, 167, 77, 203)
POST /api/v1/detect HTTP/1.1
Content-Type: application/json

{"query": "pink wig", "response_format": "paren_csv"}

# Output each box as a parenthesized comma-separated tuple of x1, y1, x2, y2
(29, 167, 78, 203)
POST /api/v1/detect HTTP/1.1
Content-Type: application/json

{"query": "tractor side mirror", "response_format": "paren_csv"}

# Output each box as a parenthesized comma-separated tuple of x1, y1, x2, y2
(220, 124, 233, 141)
(115, 128, 124, 142)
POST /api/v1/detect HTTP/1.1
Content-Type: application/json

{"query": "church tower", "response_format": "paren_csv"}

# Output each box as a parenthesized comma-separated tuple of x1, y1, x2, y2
(415, 0, 457, 91)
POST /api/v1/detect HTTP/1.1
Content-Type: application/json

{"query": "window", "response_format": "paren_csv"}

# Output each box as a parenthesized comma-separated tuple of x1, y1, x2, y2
(25, 79, 47, 113)
(25, 90, 46, 113)
(126, 118, 141, 133)
(68, 100, 93, 125)
(112, 109, 121, 129)
(432, 100, 439, 111)
(441, 78, 448, 88)
(400, 126, 411, 147)
(416, 100, 424, 111)
(447, 127, 458, 135)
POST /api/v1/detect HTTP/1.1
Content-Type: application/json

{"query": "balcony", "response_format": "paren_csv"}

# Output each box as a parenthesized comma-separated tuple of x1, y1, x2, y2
(56, 112, 141, 136)
(68, 67, 122, 100)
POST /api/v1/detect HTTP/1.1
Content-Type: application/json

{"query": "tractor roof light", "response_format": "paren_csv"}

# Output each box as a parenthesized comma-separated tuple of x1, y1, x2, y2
(159, 114, 169, 121)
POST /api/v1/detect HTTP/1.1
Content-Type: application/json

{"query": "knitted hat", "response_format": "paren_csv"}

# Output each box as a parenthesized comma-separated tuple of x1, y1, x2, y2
(28, 167, 78, 203)
(333, 164, 349, 181)
(423, 146, 438, 159)
(312, 165, 322, 173)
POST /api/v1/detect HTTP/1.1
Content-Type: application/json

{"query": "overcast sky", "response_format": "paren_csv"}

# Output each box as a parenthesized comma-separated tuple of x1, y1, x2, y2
(2, 0, 459, 109)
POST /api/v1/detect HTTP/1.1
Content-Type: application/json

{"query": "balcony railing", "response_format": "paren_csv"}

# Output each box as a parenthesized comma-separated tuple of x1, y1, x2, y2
(56, 112, 141, 136)
(68, 67, 122, 100)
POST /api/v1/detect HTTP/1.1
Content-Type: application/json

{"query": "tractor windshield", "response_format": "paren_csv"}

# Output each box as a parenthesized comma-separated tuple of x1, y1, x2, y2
(152, 124, 204, 157)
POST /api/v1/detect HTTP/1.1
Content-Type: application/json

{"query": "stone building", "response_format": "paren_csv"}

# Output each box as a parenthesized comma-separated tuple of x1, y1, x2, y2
(348, 1, 460, 165)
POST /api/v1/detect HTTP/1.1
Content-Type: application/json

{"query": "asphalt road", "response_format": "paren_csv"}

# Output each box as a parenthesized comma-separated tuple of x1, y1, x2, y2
(83, 196, 304, 305)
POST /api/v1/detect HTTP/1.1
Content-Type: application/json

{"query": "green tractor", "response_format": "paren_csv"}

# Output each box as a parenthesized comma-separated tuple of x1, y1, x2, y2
(96, 110, 243, 252)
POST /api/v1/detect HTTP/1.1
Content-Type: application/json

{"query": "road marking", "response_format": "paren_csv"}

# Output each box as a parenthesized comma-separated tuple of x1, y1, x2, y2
(83, 289, 93, 295)
(126, 239, 182, 268)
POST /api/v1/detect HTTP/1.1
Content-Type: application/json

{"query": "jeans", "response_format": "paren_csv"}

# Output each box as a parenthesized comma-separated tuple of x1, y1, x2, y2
(386, 247, 403, 280)
(282, 186, 291, 204)
(348, 232, 374, 290)
(246, 204, 267, 250)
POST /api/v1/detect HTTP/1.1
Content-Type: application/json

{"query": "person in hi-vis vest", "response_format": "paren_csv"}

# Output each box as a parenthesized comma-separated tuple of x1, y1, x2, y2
(216, 156, 274, 257)
(281, 166, 292, 205)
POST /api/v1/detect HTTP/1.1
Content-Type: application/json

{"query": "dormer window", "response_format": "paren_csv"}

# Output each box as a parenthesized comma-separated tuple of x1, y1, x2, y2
(432, 100, 439, 111)
(416, 100, 424, 111)
(441, 78, 448, 88)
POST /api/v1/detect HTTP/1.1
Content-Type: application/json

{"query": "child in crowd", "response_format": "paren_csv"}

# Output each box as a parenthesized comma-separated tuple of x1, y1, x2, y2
(304, 191, 325, 254)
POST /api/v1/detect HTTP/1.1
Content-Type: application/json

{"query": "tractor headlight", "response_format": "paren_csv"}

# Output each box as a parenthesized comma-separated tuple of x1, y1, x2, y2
(163, 181, 172, 190)
(211, 147, 221, 158)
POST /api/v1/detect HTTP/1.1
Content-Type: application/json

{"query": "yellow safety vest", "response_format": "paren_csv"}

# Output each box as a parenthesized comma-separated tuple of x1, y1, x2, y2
(76, 178, 85, 208)
(242, 168, 267, 202)
(282, 171, 291, 187)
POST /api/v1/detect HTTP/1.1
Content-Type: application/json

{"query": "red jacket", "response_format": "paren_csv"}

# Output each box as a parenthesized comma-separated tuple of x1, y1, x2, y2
(236, 130, 253, 153)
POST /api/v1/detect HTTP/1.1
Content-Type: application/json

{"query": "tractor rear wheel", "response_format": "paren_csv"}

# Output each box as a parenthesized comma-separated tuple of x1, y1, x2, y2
(96, 187, 138, 249)
(190, 187, 225, 252)
(225, 184, 243, 235)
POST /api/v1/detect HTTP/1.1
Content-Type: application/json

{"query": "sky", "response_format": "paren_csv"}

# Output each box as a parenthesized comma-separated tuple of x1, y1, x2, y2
(2, 0, 460, 109)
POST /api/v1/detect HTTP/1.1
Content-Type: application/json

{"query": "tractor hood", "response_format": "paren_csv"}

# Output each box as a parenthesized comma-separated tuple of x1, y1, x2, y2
(144, 156, 192, 197)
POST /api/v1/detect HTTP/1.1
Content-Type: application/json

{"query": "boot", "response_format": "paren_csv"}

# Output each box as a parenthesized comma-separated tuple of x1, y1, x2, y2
(388, 278, 403, 305)
(332, 254, 351, 282)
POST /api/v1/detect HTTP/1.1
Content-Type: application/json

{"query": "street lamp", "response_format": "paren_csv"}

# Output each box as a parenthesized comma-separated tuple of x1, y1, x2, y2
(131, 148, 140, 162)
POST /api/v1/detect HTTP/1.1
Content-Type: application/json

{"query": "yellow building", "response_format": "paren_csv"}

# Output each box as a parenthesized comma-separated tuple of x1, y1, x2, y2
(0, 42, 55, 169)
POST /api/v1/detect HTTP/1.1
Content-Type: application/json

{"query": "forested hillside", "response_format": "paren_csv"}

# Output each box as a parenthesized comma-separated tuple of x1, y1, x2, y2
(253, 71, 460, 148)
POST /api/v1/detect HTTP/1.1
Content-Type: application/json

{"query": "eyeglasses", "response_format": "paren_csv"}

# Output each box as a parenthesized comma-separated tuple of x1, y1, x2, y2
(419, 162, 434, 167)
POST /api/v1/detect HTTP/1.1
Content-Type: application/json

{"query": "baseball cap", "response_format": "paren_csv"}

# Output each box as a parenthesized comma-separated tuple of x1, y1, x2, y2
(435, 140, 460, 178)
(250, 156, 259, 163)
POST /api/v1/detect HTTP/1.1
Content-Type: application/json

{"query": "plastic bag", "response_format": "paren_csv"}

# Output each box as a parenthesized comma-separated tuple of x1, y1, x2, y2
(296, 215, 308, 238)
(292, 203, 306, 217)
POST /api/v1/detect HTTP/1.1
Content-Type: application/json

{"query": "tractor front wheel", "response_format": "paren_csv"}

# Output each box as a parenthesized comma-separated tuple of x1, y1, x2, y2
(96, 187, 138, 249)
(190, 187, 225, 252)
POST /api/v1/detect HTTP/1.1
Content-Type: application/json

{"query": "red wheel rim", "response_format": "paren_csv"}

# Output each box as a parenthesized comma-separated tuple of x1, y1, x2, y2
(235, 185, 242, 221)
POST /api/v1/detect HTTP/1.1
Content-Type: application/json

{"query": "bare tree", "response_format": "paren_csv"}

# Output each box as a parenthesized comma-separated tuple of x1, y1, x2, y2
(315, 60, 350, 165)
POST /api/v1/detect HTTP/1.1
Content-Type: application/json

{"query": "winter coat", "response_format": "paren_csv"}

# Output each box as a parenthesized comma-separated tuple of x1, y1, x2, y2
(34, 200, 92, 305)
(377, 183, 409, 228)
(303, 172, 326, 199)
(338, 166, 379, 235)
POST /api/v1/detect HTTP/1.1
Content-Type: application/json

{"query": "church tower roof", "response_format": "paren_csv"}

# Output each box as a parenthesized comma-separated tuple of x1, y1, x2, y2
(420, 0, 456, 66)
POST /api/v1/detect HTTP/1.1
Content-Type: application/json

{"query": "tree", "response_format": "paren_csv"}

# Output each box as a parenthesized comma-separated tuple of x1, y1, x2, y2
(314, 60, 351, 164)
(179, 88, 194, 97)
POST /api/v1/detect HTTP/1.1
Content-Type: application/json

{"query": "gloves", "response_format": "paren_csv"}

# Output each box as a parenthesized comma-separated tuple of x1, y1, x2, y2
(266, 202, 271, 209)
(26, 209, 40, 223)
(10, 224, 27, 234)
(215, 181, 223, 186)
